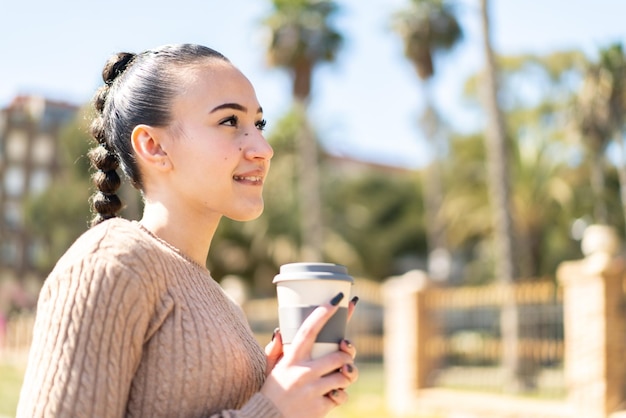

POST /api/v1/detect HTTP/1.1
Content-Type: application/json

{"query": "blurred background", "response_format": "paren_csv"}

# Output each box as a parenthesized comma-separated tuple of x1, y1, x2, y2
(1, 0, 626, 417)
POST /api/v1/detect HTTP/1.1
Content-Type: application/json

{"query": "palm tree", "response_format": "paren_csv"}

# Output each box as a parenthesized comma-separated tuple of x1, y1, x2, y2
(601, 44, 626, 237)
(498, 50, 587, 277)
(392, 0, 462, 80)
(391, 0, 462, 279)
(480, 0, 520, 391)
(580, 44, 626, 233)
(263, 0, 343, 261)
(575, 57, 614, 224)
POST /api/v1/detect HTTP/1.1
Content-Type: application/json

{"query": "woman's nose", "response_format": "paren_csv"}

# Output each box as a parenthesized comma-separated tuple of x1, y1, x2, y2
(245, 131, 274, 160)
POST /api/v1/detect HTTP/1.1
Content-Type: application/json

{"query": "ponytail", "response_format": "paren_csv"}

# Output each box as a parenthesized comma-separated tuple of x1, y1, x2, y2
(87, 53, 135, 226)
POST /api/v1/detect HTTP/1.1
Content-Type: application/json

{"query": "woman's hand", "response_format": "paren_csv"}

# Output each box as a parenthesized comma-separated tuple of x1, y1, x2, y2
(261, 294, 359, 418)
(264, 296, 359, 376)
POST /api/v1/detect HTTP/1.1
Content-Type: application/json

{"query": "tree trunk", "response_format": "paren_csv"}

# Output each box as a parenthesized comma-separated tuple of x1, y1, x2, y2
(480, 0, 521, 391)
(590, 144, 608, 224)
(294, 100, 323, 261)
(614, 132, 626, 236)
(293, 60, 313, 102)
(420, 93, 449, 280)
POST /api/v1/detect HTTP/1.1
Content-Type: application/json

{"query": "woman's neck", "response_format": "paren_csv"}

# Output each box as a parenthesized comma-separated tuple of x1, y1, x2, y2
(140, 201, 221, 268)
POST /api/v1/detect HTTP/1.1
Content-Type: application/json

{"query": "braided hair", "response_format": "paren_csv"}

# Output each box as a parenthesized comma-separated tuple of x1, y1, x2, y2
(87, 44, 228, 227)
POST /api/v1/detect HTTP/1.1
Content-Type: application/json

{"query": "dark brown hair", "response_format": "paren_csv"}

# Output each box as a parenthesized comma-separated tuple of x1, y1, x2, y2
(88, 44, 228, 226)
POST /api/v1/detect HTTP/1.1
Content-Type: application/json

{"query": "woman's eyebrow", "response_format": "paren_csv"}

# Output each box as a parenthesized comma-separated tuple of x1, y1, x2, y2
(210, 103, 263, 114)
(210, 103, 246, 113)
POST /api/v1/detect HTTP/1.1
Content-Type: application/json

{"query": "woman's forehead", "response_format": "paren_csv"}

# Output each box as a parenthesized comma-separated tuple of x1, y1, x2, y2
(174, 61, 260, 111)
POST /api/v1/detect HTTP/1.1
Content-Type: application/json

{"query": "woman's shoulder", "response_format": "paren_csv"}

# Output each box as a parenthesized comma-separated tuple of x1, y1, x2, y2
(38, 218, 163, 310)
(66, 218, 147, 258)
(52, 218, 159, 278)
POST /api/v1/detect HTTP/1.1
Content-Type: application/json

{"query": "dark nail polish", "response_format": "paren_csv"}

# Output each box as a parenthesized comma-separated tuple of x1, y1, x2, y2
(271, 327, 279, 341)
(346, 363, 354, 373)
(330, 292, 344, 306)
(351, 296, 359, 306)
(330, 389, 339, 398)
(343, 339, 353, 348)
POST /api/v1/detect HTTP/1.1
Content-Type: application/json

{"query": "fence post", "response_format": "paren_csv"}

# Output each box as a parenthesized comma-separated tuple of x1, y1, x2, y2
(383, 270, 434, 415)
(557, 225, 625, 418)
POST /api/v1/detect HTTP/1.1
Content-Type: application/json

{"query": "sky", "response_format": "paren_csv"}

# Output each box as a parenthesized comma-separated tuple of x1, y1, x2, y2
(1, 0, 625, 169)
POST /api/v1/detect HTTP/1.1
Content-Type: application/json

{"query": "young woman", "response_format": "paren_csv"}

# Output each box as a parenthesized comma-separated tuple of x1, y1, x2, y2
(17, 44, 358, 418)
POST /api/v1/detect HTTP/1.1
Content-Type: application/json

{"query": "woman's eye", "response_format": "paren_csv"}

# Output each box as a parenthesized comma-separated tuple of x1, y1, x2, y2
(256, 119, 267, 131)
(221, 115, 238, 127)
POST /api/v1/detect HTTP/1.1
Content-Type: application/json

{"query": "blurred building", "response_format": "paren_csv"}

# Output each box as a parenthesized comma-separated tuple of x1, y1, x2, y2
(0, 95, 78, 279)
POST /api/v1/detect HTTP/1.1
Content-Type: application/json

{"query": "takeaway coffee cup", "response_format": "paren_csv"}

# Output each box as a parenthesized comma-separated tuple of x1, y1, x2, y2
(273, 262, 354, 359)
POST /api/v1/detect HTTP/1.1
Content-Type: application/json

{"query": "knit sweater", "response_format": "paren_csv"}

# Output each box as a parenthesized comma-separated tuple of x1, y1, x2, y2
(17, 218, 283, 418)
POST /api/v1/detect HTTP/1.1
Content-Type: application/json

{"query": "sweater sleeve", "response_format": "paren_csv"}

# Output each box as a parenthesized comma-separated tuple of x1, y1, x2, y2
(16, 252, 155, 418)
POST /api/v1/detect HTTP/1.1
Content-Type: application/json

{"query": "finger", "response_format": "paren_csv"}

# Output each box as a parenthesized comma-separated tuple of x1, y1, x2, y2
(326, 388, 348, 406)
(318, 358, 358, 386)
(289, 292, 345, 361)
(310, 350, 354, 377)
(265, 328, 283, 357)
(318, 370, 353, 396)
(265, 328, 281, 354)
(339, 339, 357, 359)
(347, 296, 359, 322)
(264, 328, 283, 376)
(339, 362, 359, 383)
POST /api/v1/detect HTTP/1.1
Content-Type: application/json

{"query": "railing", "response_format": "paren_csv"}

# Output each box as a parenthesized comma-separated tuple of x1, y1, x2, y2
(0, 312, 34, 363)
(425, 280, 565, 397)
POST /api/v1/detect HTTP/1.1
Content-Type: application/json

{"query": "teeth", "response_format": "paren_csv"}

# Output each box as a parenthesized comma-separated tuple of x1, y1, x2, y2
(234, 175, 261, 182)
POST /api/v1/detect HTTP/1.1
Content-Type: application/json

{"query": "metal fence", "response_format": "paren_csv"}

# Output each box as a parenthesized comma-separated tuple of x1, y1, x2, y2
(425, 280, 565, 398)
(0, 312, 34, 363)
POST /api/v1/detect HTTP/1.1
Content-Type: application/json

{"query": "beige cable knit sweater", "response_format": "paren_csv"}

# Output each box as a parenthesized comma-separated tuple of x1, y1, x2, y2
(16, 218, 282, 418)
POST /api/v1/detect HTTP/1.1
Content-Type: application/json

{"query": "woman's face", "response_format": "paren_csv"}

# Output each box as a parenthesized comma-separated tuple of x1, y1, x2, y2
(156, 60, 273, 222)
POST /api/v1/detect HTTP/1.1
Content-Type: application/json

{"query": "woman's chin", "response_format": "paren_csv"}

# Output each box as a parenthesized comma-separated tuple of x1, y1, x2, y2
(226, 203, 264, 222)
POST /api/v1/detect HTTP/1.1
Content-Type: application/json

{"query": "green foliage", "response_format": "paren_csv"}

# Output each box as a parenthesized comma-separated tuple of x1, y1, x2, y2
(569, 43, 626, 225)
(24, 181, 90, 272)
(464, 50, 587, 108)
(442, 44, 626, 282)
(264, 0, 343, 68)
(324, 170, 425, 279)
(392, 0, 463, 79)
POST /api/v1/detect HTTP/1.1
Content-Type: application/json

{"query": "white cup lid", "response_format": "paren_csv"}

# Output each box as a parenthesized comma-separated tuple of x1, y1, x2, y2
(273, 262, 354, 284)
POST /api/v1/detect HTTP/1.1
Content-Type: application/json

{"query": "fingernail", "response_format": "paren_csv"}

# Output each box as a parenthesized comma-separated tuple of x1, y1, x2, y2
(330, 292, 344, 306)
(330, 389, 340, 398)
(351, 296, 359, 306)
(271, 327, 280, 341)
(343, 339, 353, 348)
(345, 363, 354, 373)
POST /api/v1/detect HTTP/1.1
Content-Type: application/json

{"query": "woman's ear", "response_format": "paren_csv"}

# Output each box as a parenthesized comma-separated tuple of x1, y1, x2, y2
(131, 124, 172, 171)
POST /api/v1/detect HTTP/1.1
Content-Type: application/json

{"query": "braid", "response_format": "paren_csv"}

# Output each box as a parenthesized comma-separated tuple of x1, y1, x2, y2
(87, 53, 135, 227)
